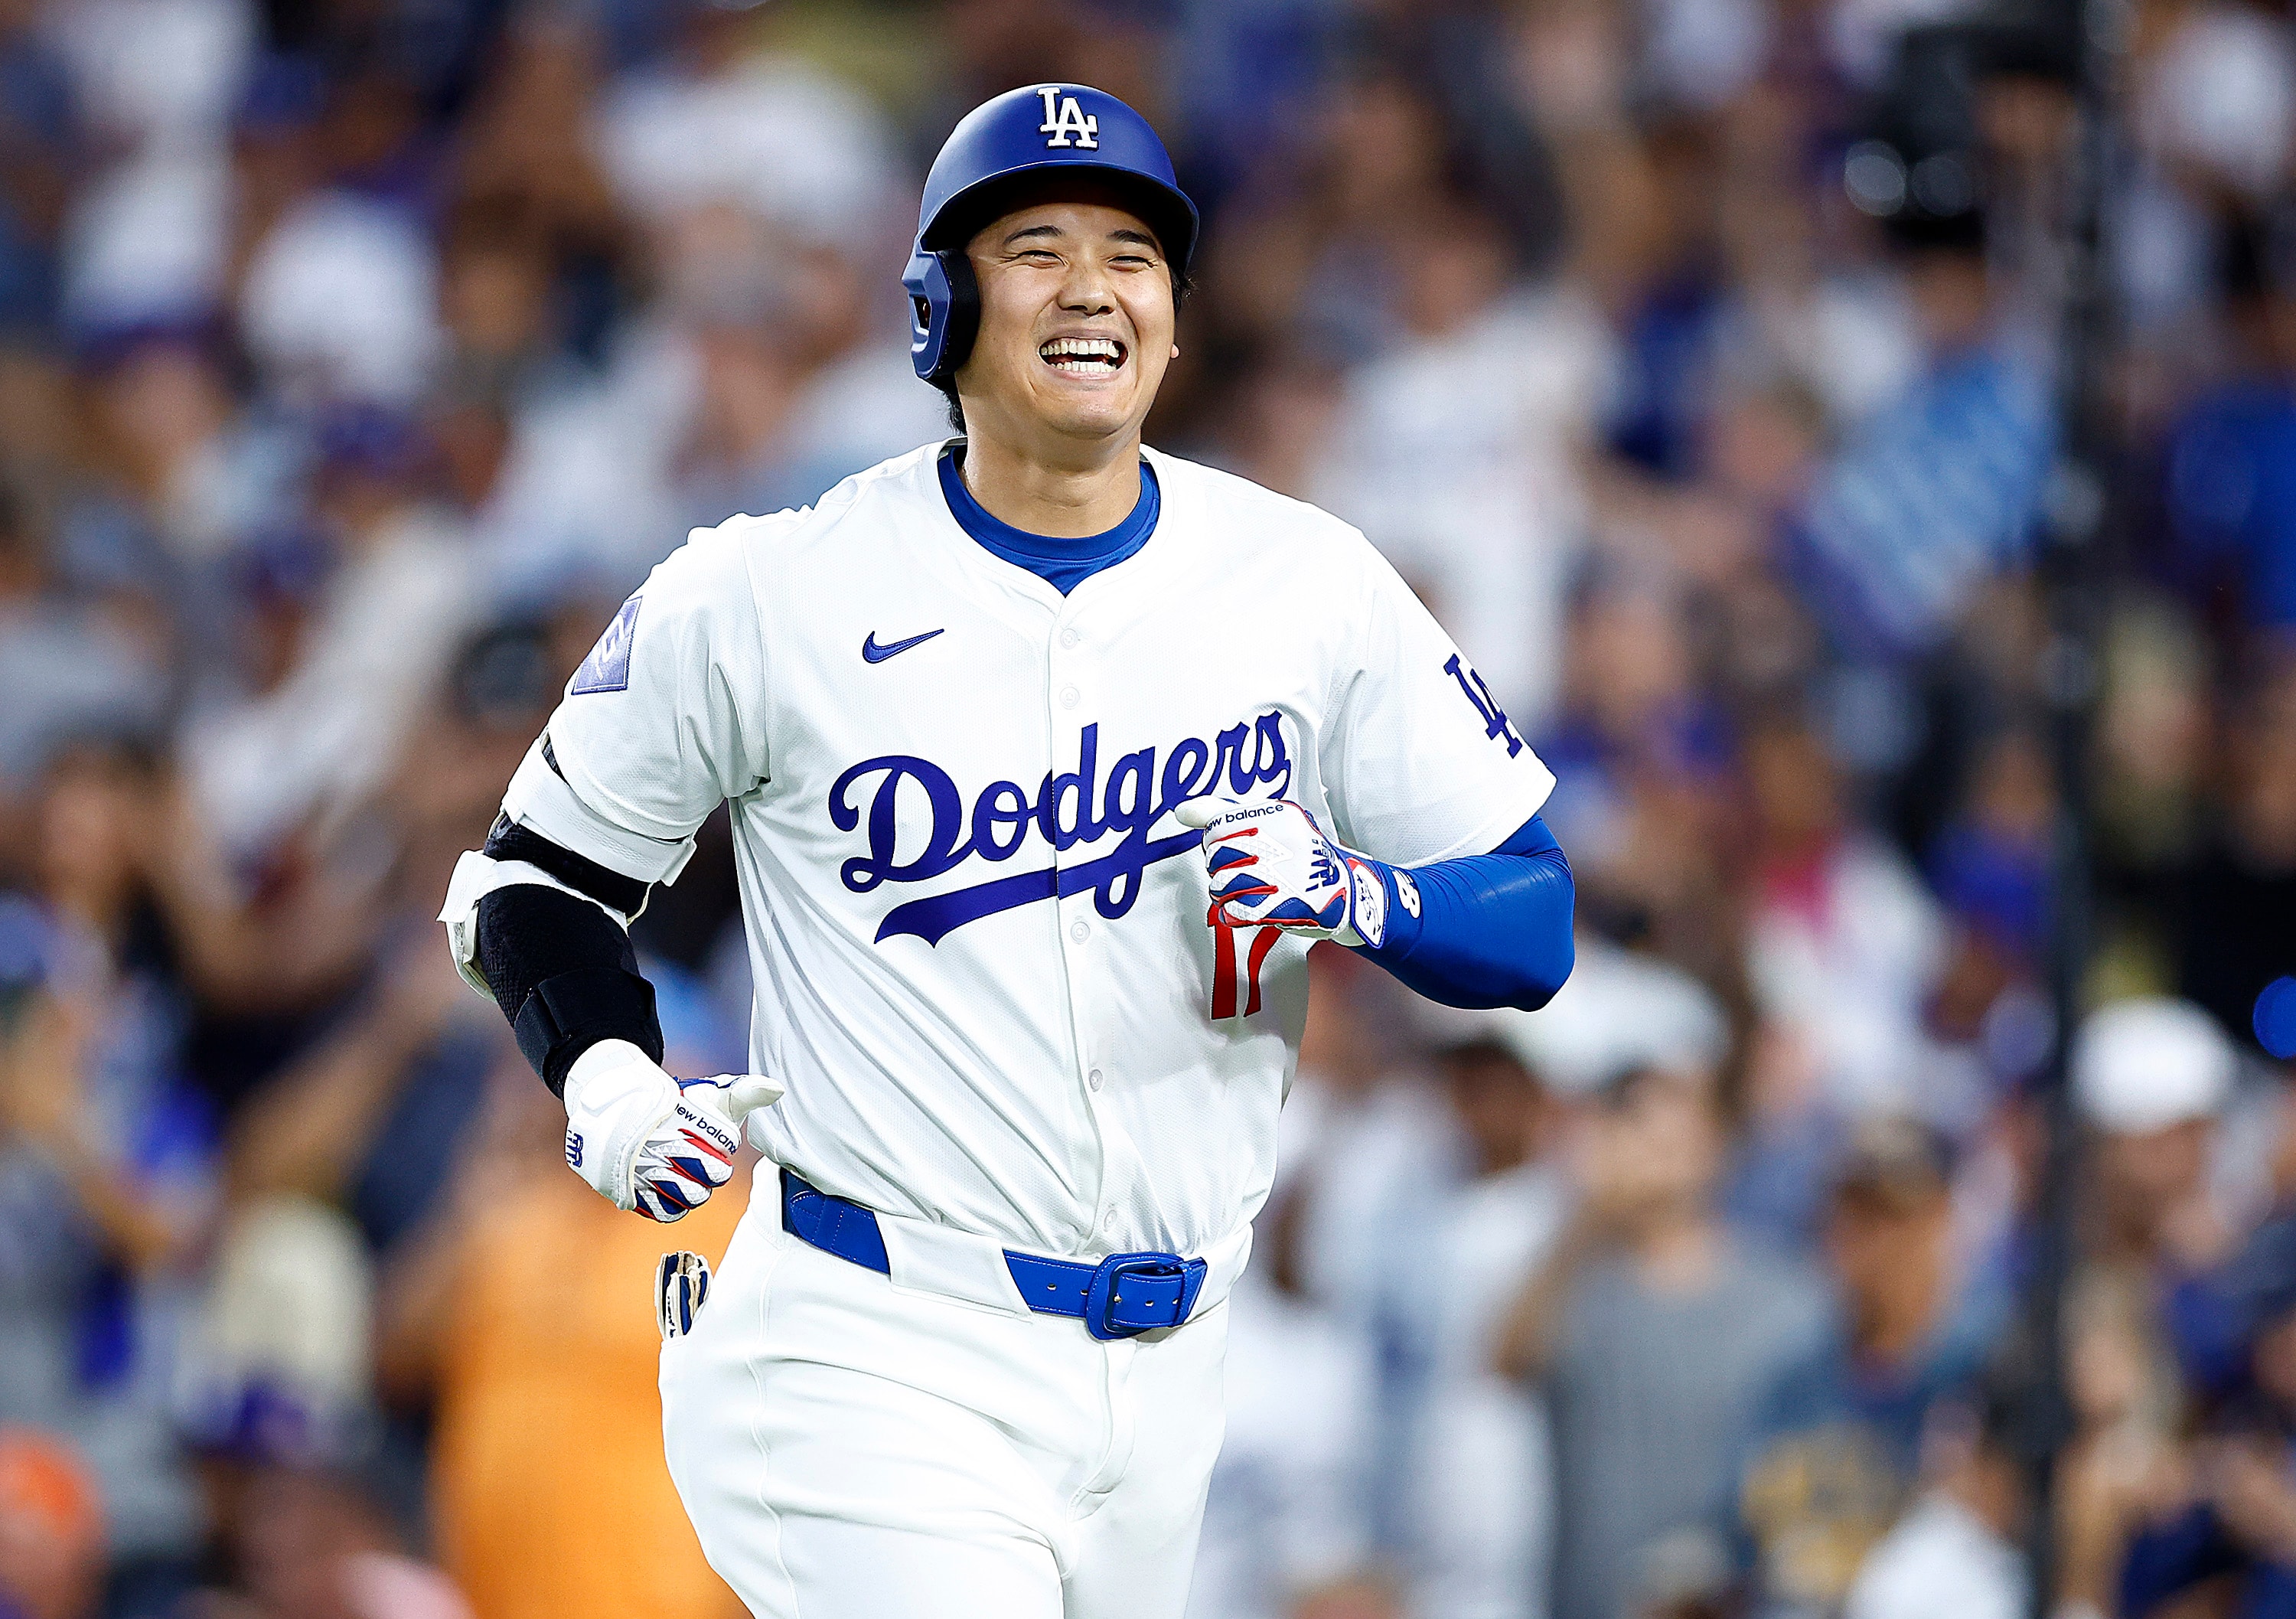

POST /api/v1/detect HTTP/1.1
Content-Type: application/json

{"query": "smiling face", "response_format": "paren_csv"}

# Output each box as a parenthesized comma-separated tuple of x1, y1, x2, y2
(953, 188, 1178, 462)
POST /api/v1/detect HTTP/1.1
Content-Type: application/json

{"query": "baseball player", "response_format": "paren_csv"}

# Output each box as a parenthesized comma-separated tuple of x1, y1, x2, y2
(437, 84, 1577, 1619)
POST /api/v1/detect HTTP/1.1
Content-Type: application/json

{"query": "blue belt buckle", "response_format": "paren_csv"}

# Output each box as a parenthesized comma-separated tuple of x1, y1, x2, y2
(1084, 1252, 1208, 1341)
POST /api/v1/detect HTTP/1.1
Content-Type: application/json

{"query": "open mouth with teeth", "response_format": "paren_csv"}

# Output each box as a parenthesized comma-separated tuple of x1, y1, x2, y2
(1039, 336, 1128, 375)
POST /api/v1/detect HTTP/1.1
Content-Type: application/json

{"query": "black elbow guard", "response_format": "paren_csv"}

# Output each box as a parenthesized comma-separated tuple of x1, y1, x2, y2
(475, 885, 665, 1096)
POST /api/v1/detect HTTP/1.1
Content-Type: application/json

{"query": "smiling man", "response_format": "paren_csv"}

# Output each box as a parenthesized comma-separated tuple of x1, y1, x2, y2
(435, 85, 1577, 1619)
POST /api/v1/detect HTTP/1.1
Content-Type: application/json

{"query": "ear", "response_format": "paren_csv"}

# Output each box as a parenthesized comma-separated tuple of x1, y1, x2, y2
(1170, 344, 1180, 360)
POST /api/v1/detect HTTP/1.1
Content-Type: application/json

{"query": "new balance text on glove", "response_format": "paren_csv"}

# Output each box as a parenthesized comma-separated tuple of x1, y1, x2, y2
(1176, 796, 1390, 948)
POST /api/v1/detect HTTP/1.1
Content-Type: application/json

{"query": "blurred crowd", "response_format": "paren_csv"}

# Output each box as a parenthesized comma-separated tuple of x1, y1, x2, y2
(1, 0, 2294, 1617)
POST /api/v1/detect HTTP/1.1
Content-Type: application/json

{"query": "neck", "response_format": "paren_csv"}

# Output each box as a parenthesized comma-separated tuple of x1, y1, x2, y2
(959, 425, 1143, 538)
(1632, 1204, 1723, 1291)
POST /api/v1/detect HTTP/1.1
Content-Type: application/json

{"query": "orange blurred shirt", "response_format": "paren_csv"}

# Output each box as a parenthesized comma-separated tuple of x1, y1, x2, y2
(429, 1165, 750, 1619)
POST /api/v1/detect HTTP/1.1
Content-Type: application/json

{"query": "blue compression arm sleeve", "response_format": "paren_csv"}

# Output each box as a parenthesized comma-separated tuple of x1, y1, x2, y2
(1349, 813, 1576, 1010)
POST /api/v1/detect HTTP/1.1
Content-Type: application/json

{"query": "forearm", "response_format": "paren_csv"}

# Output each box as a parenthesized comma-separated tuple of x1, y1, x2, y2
(142, 793, 372, 1011)
(227, 1010, 426, 1203)
(1352, 816, 1576, 1010)
(475, 885, 661, 1095)
(31, 1136, 190, 1271)
(454, 853, 766, 1222)
(463, 814, 666, 1096)
(1492, 1210, 1602, 1382)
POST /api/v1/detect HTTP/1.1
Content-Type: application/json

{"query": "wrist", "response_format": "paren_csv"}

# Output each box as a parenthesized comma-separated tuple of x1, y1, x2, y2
(1345, 857, 1424, 958)
(563, 1037, 664, 1112)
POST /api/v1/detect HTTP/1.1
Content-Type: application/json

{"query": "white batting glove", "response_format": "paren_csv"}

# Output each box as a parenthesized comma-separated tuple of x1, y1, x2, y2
(1174, 798, 1391, 949)
(561, 1040, 783, 1222)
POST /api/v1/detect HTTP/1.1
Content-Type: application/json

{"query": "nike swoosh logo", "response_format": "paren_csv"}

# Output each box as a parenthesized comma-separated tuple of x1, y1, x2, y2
(863, 628, 945, 664)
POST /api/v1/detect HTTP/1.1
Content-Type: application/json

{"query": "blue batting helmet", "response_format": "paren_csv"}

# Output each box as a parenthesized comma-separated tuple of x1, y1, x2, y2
(902, 84, 1199, 384)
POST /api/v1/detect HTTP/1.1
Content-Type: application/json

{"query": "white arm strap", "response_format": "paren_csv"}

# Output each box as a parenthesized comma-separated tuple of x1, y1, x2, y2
(502, 738, 700, 887)
(436, 849, 634, 1000)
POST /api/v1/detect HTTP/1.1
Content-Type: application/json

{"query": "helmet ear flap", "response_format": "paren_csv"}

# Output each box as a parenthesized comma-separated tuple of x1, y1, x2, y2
(902, 247, 983, 384)
(935, 249, 980, 383)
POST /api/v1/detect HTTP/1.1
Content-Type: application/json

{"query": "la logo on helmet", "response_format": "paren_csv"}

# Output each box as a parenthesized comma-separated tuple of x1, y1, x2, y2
(1036, 87, 1099, 149)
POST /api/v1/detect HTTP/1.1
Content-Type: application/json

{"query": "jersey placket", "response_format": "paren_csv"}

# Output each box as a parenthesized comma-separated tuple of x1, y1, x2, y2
(1046, 601, 1141, 1255)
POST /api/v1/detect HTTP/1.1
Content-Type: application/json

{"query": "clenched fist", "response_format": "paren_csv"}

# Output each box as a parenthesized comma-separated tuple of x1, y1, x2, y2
(561, 1040, 783, 1222)
(1174, 798, 1394, 949)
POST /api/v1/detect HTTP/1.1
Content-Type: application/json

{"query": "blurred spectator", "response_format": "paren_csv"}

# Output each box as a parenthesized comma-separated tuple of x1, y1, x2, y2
(1742, 711, 1949, 1120)
(0, 485, 165, 791)
(222, 930, 498, 1261)
(183, 407, 474, 860)
(1381, 1014, 1570, 1619)
(2140, 2, 2295, 204)
(80, 328, 296, 573)
(2076, 998, 2237, 1271)
(446, 15, 626, 372)
(1794, 216, 2051, 663)
(2178, 670, 2296, 1042)
(2164, 219, 2296, 640)
(1508, 937, 1730, 1100)
(2055, 1270, 2188, 1617)
(594, 3, 898, 246)
(1533, 573, 1740, 974)
(50, 0, 250, 340)
(0, 1428, 103, 1619)
(1187, 1267, 1384, 1619)
(1270, 949, 1450, 1331)
(174, 1195, 374, 1476)
(1, 743, 222, 1578)
(186, 1461, 472, 1619)
(1309, 194, 1610, 729)
(1738, 1117, 2007, 1614)
(375, 1056, 746, 1619)
(2105, 1196, 2296, 1616)
(237, 188, 439, 412)
(1926, 726, 2053, 978)
(0, 0, 77, 334)
(1839, 1372, 2030, 1619)
(1920, 726, 2056, 1136)
(2073, 997, 2251, 1394)
(1497, 1046, 1830, 1619)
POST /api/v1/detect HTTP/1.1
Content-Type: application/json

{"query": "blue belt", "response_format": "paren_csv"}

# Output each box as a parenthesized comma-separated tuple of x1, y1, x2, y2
(779, 1169, 1208, 1341)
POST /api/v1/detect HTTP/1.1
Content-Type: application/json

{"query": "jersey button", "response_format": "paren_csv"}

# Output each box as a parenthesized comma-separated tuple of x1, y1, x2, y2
(1088, 1069, 1104, 1091)
(1070, 920, 1090, 942)
(1059, 628, 1080, 648)
(1059, 685, 1080, 708)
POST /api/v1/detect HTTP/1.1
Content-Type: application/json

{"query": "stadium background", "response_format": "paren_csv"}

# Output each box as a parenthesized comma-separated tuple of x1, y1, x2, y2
(1, 0, 2294, 1615)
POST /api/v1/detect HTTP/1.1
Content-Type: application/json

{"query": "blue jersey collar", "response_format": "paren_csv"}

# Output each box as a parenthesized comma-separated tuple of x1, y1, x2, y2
(937, 445, 1159, 596)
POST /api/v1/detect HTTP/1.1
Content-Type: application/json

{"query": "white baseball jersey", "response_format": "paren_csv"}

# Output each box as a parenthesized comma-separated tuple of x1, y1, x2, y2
(505, 441, 1554, 1262)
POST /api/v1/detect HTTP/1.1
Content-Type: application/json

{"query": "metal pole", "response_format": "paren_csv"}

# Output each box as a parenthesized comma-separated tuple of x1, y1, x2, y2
(2023, 0, 2123, 1601)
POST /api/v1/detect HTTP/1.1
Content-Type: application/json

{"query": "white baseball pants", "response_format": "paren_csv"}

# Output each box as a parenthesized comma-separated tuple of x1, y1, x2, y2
(659, 1183, 1235, 1618)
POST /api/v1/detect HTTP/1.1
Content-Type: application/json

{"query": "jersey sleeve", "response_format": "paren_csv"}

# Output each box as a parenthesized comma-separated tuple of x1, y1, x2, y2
(510, 523, 771, 883)
(1319, 543, 1557, 867)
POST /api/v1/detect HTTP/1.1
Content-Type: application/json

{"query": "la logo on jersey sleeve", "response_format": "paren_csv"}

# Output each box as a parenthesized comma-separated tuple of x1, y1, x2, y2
(1443, 654, 1523, 756)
